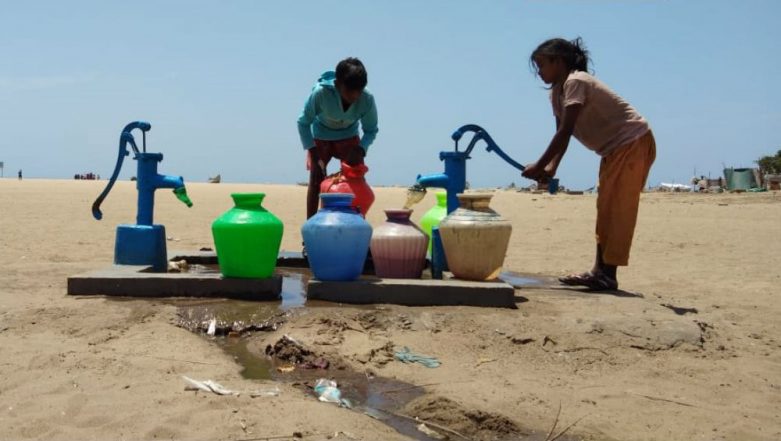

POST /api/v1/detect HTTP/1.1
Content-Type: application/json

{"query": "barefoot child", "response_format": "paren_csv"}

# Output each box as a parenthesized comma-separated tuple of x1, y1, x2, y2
(297, 57, 379, 219)
(523, 37, 655, 291)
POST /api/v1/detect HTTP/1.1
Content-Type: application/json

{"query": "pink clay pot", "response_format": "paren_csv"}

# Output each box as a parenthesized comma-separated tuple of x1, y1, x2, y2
(370, 209, 429, 279)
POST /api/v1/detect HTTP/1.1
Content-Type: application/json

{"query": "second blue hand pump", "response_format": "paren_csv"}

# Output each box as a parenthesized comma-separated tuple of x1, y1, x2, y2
(414, 124, 525, 278)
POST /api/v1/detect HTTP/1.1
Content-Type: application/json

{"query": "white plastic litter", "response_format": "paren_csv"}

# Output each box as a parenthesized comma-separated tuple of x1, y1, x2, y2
(183, 376, 237, 396)
(182, 376, 280, 398)
(206, 318, 217, 336)
(417, 423, 447, 440)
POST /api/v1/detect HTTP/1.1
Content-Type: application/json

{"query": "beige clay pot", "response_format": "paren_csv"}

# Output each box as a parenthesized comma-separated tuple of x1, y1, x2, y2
(438, 193, 512, 281)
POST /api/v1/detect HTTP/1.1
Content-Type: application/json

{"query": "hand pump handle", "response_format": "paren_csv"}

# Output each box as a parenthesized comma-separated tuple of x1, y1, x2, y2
(451, 124, 525, 171)
(91, 121, 151, 220)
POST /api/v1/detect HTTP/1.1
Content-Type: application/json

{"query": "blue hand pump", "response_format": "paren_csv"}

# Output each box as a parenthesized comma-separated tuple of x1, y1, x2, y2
(92, 121, 193, 272)
(414, 124, 525, 278)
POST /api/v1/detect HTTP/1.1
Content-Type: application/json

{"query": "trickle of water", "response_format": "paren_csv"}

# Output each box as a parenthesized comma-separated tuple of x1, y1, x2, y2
(498, 271, 548, 288)
(404, 185, 427, 209)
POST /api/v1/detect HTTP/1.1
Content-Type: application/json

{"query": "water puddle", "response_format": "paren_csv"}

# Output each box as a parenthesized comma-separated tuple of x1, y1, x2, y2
(219, 335, 471, 441)
(177, 324, 463, 440)
(498, 271, 551, 288)
(161, 264, 577, 440)
(167, 266, 458, 439)
(280, 269, 308, 309)
(176, 320, 578, 440)
(223, 337, 273, 380)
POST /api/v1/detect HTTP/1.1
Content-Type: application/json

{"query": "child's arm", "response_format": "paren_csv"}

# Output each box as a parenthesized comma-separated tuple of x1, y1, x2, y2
(544, 117, 564, 176)
(358, 96, 378, 152)
(297, 92, 319, 150)
(523, 104, 582, 180)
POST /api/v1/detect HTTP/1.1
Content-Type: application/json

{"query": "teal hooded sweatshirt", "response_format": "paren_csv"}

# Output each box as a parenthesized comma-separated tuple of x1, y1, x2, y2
(297, 71, 378, 152)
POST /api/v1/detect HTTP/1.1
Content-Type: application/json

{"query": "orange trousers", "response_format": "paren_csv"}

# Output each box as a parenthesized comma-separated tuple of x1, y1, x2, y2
(596, 131, 656, 266)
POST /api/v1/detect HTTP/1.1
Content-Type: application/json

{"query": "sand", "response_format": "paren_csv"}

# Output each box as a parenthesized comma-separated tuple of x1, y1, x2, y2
(0, 179, 779, 441)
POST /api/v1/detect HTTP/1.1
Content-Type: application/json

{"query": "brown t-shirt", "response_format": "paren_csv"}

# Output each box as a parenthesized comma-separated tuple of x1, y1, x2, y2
(552, 71, 649, 157)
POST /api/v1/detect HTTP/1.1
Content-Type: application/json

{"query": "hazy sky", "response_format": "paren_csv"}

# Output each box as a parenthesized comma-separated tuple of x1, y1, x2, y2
(1, 0, 778, 189)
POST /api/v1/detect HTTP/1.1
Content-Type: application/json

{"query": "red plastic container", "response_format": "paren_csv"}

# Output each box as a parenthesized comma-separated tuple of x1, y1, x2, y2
(320, 162, 375, 216)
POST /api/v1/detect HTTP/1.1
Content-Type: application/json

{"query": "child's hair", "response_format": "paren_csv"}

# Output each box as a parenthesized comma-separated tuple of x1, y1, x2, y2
(530, 37, 591, 74)
(336, 57, 368, 91)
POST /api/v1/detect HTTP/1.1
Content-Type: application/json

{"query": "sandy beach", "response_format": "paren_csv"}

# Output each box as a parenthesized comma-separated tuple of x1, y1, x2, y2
(1, 179, 779, 441)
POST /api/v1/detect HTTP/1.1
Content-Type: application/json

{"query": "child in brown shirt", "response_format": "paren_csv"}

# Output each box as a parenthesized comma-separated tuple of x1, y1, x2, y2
(523, 37, 656, 291)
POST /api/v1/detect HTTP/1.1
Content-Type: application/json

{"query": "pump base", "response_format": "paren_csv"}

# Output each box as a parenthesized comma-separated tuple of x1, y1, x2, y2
(115, 224, 167, 272)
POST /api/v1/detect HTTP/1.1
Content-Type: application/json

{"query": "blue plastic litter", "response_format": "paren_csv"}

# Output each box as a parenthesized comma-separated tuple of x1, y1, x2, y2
(313, 378, 352, 408)
(394, 346, 441, 368)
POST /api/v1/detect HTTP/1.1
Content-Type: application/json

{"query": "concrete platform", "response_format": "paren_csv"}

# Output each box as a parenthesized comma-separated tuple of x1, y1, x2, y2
(307, 276, 516, 308)
(67, 265, 282, 300)
(68, 251, 504, 306)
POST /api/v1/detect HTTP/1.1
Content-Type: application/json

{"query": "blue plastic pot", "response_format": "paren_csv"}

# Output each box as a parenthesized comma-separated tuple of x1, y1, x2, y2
(301, 193, 372, 281)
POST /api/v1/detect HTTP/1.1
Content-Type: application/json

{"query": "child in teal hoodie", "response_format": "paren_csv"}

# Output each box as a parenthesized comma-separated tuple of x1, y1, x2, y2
(297, 57, 379, 218)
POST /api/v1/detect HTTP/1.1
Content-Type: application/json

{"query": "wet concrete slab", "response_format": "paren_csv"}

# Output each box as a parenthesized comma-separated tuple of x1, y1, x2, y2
(68, 250, 514, 307)
(307, 276, 516, 308)
(68, 251, 311, 300)
(67, 264, 282, 300)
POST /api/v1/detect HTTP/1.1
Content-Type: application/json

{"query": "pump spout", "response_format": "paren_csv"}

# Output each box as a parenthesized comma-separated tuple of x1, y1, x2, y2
(405, 173, 451, 209)
(154, 173, 184, 190)
(151, 174, 193, 208)
(416, 173, 450, 189)
(156, 175, 192, 207)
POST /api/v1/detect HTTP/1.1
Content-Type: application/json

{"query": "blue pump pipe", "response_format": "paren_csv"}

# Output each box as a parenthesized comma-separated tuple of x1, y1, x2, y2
(135, 152, 188, 225)
(416, 151, 468, 215)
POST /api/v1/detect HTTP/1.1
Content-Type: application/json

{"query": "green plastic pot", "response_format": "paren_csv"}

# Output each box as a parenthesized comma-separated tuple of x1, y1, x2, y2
(212, 193, 283, 278)
(420, 191, 447, 255)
